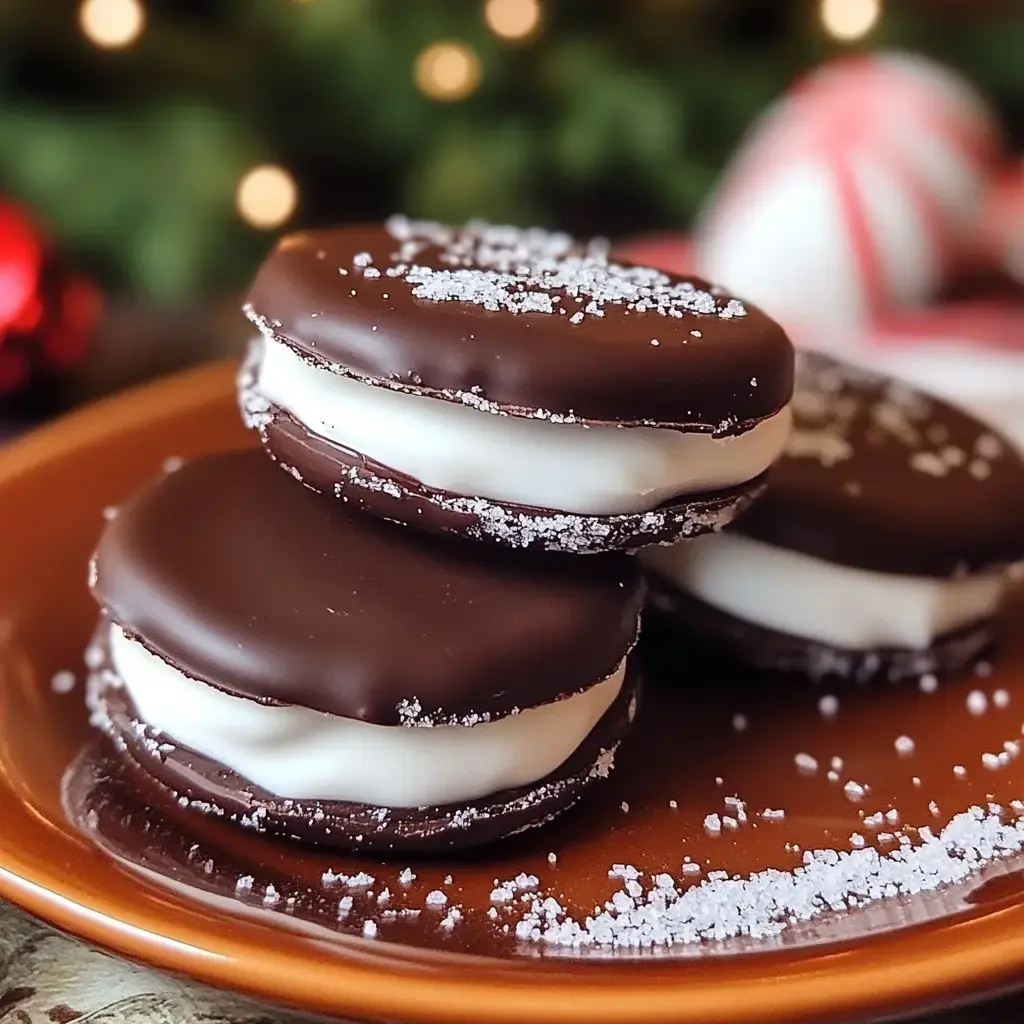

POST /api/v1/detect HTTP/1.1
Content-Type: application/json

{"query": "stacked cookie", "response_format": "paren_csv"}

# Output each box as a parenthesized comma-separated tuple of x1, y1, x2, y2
(88, 453, 643, 851)
(85, 217, 794, 852)
(239, 218, 793, 553)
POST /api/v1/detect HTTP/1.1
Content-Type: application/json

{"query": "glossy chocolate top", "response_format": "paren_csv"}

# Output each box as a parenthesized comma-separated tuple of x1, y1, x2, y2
(92, 452, 642, 724)
(243, 218, 793, 430)
(735, 351, 1024, 576)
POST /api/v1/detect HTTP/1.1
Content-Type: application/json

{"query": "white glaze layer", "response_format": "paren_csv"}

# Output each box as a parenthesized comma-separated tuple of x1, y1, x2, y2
(108, 625, 624, 808)
(643, 532, 1005, 650)
(253, 337, 791, 516)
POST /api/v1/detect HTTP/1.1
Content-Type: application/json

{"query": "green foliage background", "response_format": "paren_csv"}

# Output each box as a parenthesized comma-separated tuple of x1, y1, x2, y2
(2, 0, 1022, 302)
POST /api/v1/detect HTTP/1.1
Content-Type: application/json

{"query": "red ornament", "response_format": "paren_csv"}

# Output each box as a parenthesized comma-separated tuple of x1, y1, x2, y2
(0, 199, 101, 399)
(0, 203, 43, 329)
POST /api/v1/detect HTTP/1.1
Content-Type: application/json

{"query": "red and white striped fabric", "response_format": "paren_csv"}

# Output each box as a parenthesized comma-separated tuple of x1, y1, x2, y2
(695, 52, 1003, 344)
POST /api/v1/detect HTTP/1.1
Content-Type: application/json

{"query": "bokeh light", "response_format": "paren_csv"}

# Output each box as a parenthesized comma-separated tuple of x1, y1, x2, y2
(414, 42, 482, 102)
(236, 165, 299, 229)
(78, 0, 146, 49)
(483, 0, 542, 42)
(820, 0, 882, 41)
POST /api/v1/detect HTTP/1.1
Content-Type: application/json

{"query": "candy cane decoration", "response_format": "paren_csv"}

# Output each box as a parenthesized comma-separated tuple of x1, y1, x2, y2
(697, 52, 1003, 336)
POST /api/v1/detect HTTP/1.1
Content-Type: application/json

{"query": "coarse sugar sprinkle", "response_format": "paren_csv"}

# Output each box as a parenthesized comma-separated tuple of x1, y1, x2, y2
(844, 780, 866, 801)
(512, 806, 1024, 948)
(967, 690, 989, 716)
(894, 735, 915, 757)
(378, 216, 747, 325)
(818, 695, 839, 717)
(50, 670, 76, 694)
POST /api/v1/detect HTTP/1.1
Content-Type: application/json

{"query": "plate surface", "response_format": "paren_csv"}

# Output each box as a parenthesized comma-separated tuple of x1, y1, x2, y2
(3, 362, 1024, 1024)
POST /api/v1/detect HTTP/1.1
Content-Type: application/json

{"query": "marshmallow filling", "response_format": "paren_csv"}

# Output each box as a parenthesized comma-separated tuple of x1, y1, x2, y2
(252, 336, 791, 516)
(107, 625, 625, 808)
(642, 532, 1006, 651)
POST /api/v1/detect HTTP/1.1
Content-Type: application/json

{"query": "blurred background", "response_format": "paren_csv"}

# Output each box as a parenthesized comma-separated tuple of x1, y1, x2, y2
(1, 0, 1023, 436)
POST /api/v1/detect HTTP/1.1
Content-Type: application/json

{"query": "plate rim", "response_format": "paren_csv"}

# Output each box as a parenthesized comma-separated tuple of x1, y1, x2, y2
(0, 360, 1023, 1023)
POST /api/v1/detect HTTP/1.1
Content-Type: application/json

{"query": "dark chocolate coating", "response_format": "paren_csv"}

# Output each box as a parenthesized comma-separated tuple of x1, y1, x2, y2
(645, 575, 995, 684)
(735, 351, 1024, 576)
(89, 651, 641, 853)
(257, 401, 768, 554)
(244, 223, 793, 430)
(91, 452, 642, 724)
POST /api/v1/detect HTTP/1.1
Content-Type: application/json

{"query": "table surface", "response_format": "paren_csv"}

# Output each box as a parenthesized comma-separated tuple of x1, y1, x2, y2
(0, 901, 1020, 1024)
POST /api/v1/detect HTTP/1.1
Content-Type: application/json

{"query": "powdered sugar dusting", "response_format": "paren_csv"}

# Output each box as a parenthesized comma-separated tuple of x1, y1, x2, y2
(787, 352, 1008, 492)
(381, 216, 745, 325)
(334, 461, 753, 554)
(395, 695, 499, 729)
(513, 807, 1024, 948)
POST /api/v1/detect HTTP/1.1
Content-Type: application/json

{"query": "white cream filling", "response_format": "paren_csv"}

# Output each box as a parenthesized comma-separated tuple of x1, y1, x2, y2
(254, 337, 791, 516)
(108, 625, 624, 808)
(642, 532, 1006, 650)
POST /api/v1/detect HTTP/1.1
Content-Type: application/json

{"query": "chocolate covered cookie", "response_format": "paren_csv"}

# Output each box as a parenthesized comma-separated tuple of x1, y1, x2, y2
(86, 452, 643, 851)
(643, 351, 1024, 682)
(240, 217, 794, 553)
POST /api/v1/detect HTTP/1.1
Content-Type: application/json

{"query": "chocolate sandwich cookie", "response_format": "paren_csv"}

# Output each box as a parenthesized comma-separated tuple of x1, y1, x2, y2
(86, 451, 643, 851)
(239, 217, 794, 553)
(643, 351, 1024, 683)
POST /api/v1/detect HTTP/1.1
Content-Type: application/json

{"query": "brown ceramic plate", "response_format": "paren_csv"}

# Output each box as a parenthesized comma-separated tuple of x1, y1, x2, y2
(3, 361, 1024, 1024)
